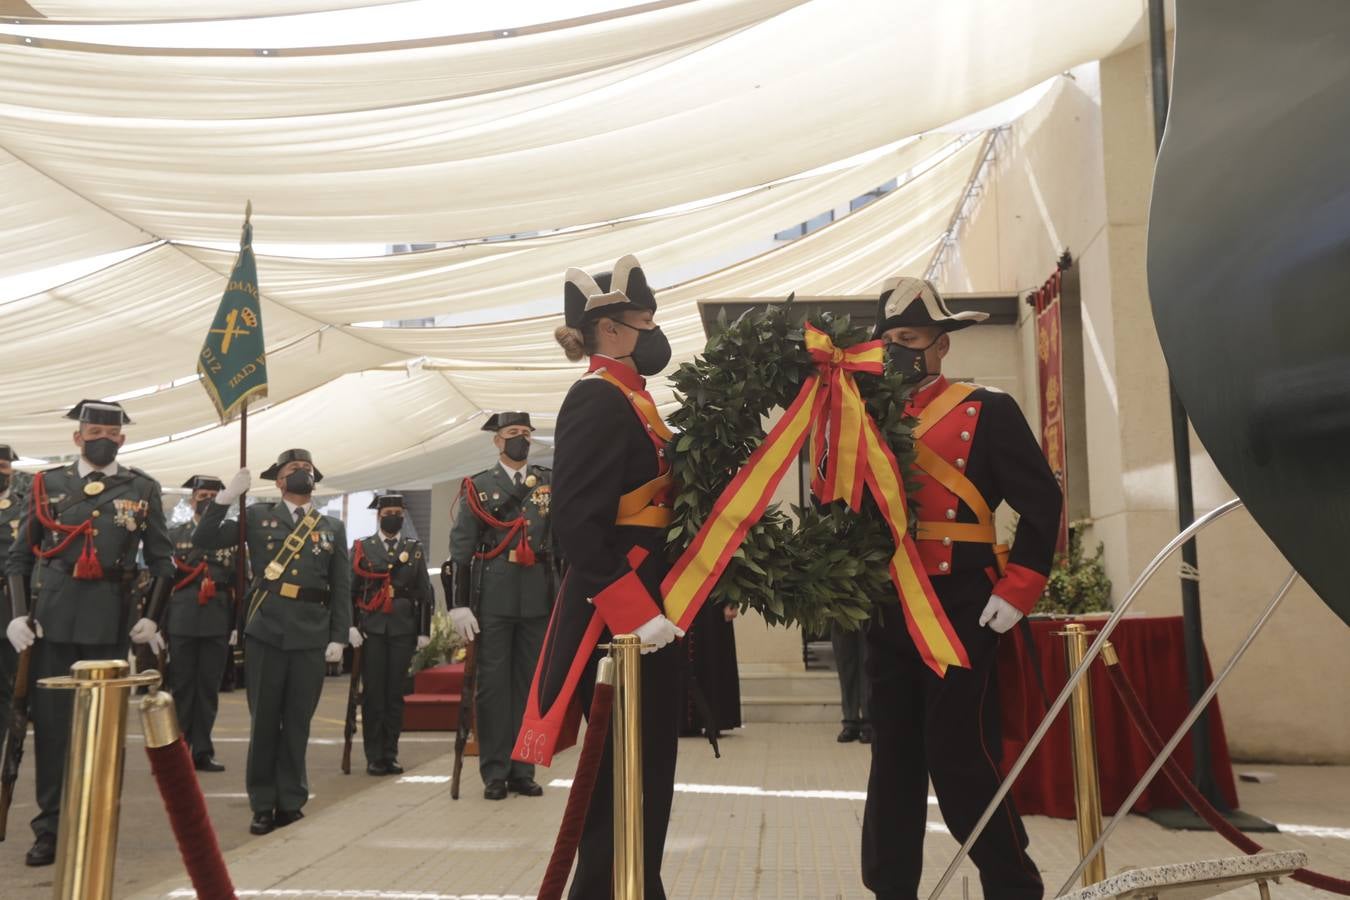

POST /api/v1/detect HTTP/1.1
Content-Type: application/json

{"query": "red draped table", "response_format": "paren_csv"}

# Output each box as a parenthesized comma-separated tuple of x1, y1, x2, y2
(997, 614, 1240, 818)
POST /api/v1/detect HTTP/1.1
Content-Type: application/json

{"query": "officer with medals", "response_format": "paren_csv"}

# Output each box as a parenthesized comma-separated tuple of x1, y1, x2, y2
(447, 411, 554, 800)
(350, 493, 433, 776)
(5, 401, 174, 867)
(862, 278, 1061, 900)
(0, 445, 32, 749)
(168, 475, 238, 773)
(515, 256, 682, 898)
(194, 448, 351, 835)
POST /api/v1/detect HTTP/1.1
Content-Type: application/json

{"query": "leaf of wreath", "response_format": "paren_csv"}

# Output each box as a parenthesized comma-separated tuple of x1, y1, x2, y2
(664, 300, 921, 635)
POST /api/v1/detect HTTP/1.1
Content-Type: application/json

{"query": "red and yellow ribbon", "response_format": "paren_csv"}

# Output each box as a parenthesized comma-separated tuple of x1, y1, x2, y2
(662, 324, 969, 675)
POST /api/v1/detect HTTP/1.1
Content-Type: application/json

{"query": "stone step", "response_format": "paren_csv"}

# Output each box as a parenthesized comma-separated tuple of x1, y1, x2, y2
(741, 695, 841, 723)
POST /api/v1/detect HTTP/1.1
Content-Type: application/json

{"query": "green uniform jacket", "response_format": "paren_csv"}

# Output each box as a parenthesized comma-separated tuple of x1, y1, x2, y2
(0, 471, 33, 620)
(448, 463, 554, 618)
(167, 520, 238, 639)
(193, 500, 350, 651)
(351, 534, 433, 637)
(5, 463, 173, 645)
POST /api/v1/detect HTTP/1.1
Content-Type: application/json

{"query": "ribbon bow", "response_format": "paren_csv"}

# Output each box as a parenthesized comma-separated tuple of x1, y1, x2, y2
(663, 324, 969, 675)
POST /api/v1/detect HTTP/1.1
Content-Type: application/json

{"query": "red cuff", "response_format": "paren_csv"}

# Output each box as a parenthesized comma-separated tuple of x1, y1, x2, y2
(993, 563, 1048, 615)
(590, 568, 661, 636)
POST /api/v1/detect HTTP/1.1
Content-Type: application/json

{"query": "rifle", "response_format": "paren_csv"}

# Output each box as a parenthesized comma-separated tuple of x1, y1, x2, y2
(341, 644, 362, 775)
(0, 591, 37, 842)
(449, 555, 484, 801)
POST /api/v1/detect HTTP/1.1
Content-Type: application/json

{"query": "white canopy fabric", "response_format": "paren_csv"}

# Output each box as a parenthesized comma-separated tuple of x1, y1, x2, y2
(0, 0, 1144, 245)
(19, 0, 408, 19)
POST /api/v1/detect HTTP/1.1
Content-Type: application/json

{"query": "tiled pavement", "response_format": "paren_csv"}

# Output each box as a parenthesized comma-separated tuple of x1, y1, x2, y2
(129, 722, 1350, 899)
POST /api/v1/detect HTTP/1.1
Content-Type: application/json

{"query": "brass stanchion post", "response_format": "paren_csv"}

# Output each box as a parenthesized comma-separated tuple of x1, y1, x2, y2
(39, 660, 159, 900)
(609, 634, 644, 900)
(1057, 624, 1106, 886)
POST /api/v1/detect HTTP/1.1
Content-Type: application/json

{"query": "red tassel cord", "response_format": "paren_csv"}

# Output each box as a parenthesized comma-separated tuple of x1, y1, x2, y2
(461, 477, 537, 566)
(144, 737, 237, 900)
(30, 472, 102, 580)
(174, 557, 218, 606)
(351, 542, 394, 614)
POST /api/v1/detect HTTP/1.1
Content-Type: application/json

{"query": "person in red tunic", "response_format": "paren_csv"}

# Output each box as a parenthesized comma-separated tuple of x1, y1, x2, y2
(514, 254, 684, 899)
(862, 277, 1062, 900)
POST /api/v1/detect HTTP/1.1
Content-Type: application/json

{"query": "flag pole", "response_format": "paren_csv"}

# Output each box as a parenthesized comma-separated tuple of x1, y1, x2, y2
(234, 199, 253, 639)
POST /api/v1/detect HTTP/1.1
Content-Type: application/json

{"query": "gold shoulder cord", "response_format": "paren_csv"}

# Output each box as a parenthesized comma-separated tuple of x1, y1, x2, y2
(247, 508, 324, 625)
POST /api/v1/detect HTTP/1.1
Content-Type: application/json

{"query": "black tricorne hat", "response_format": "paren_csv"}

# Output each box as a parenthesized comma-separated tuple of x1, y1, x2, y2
(66, 399, 132, 426)
(261, 448, 324, 482)
(0, 445, 18, 462)
(563, 254, 658, 329)
(481, 411, 534, 433)
(182, 475, 226, 492)
(872, 276, 988, 338)
(368, 493, 405, 510)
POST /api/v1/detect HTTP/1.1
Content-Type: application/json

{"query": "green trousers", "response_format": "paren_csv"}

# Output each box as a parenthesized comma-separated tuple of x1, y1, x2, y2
(360, 632, 416, 766)
(244, 636, 325, 814)
(168, 634, 229, 760)
(476, 612, 548, 783)
(29, 638, 125, 837)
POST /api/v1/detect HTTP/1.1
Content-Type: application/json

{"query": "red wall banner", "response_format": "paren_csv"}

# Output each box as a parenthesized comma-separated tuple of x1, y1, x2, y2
(1033, 269, 1070, 557)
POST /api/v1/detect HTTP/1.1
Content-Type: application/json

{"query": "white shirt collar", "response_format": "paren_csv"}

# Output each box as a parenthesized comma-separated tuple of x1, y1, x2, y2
(77, 458, 119, 478)
(379, 531, 401, 544)
(283, 498, 312, 518)
(499, 460, 527, 483)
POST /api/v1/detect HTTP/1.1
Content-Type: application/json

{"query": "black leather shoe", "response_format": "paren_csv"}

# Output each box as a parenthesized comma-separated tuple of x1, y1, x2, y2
(836, 725, 861, 743)
(249, 811, 275, 835)
(859, 724, 874, 745)
(273, 809, 304, 828)
(484, 780, 508, 801)
(385, 759, 404, 775)
(507, 777, 544, 797)
(194, 754, 226, 772)
(367, 761, 390, 776)
(25, 832, 56, 867)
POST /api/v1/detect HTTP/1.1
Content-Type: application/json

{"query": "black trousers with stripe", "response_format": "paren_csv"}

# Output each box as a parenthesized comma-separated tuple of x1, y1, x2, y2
(862, 570, 1042, 900)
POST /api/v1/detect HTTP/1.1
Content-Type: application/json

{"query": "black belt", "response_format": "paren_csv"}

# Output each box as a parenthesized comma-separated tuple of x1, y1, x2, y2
(273, 583, 331, 605)
(42, 558, 135, 583)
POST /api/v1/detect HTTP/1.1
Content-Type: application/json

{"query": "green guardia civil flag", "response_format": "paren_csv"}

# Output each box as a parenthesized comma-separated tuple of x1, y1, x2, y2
(198, 202, 268, 422)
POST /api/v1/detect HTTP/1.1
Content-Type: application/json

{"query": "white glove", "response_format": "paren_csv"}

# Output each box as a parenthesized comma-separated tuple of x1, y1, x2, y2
(129, 617, 160, 645)
(978, 594, 1024, 634)
(633, 615, 685, 655)
(148, 632, 167, 656)
(324, 642, 343, 664)
(228, 630, 238, 647)
(416, 635, 431, 651)
(215, 468, 252, 506)
(449, 607, 479, 642)
(348, 626, 364, 648)
(7, 617, 40, 653)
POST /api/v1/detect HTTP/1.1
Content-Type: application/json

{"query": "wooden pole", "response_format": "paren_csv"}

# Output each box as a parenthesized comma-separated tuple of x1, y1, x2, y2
(235, 403, 248, 626)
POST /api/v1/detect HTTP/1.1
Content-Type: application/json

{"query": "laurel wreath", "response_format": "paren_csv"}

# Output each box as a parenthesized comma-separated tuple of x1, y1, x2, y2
(664, 302, 921, 635)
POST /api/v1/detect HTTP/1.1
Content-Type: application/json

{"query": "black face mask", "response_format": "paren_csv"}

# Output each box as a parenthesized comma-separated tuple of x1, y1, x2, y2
(83, 437, 120, 467)
(614, 321, 672, 376)
(283, 469, 315, 496)
(885, 339, 938, 384)
(195, 499, 213, 517)
(380, 514, 404, 536)
(503, 435, 531, 462)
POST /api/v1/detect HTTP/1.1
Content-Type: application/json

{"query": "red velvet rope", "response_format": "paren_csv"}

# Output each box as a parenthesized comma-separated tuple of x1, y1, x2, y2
(144, 737, 237, 900)
(1103, 661, 1350, 894)
(461, 477, 536, 566)
(30, 471, 102, 579)
(351, 541, 394, 613)
(536, 680, 615, 900)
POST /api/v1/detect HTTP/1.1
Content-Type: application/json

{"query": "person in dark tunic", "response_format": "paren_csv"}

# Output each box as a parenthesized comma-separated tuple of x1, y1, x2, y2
(167, 474, 238, 772)
(679, 599, 742, 739)
(861, 277, 1061, 900)
(513, 255, 684, 900)
(0, 444, 31, 749)
(350, 492, 433, 776)
(6, 401, 174, 867)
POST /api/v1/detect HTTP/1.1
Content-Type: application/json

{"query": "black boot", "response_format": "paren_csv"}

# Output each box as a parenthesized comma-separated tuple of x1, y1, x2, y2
(249, 811, 275, 835)
(507, 777, 543, 797)
(837, 724, 861, 743)
(25, 832, 56, 867)
(484, 780, 508, 801)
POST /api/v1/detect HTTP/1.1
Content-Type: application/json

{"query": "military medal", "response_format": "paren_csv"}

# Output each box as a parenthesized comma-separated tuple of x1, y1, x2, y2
(84, 481, 106, 496)
(525, 474, 538, 488)
(264, 561, 284, 581)
(399, 550, 410, 563)
(125, 519, 138, 532)
(0, 498, 10, 510)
